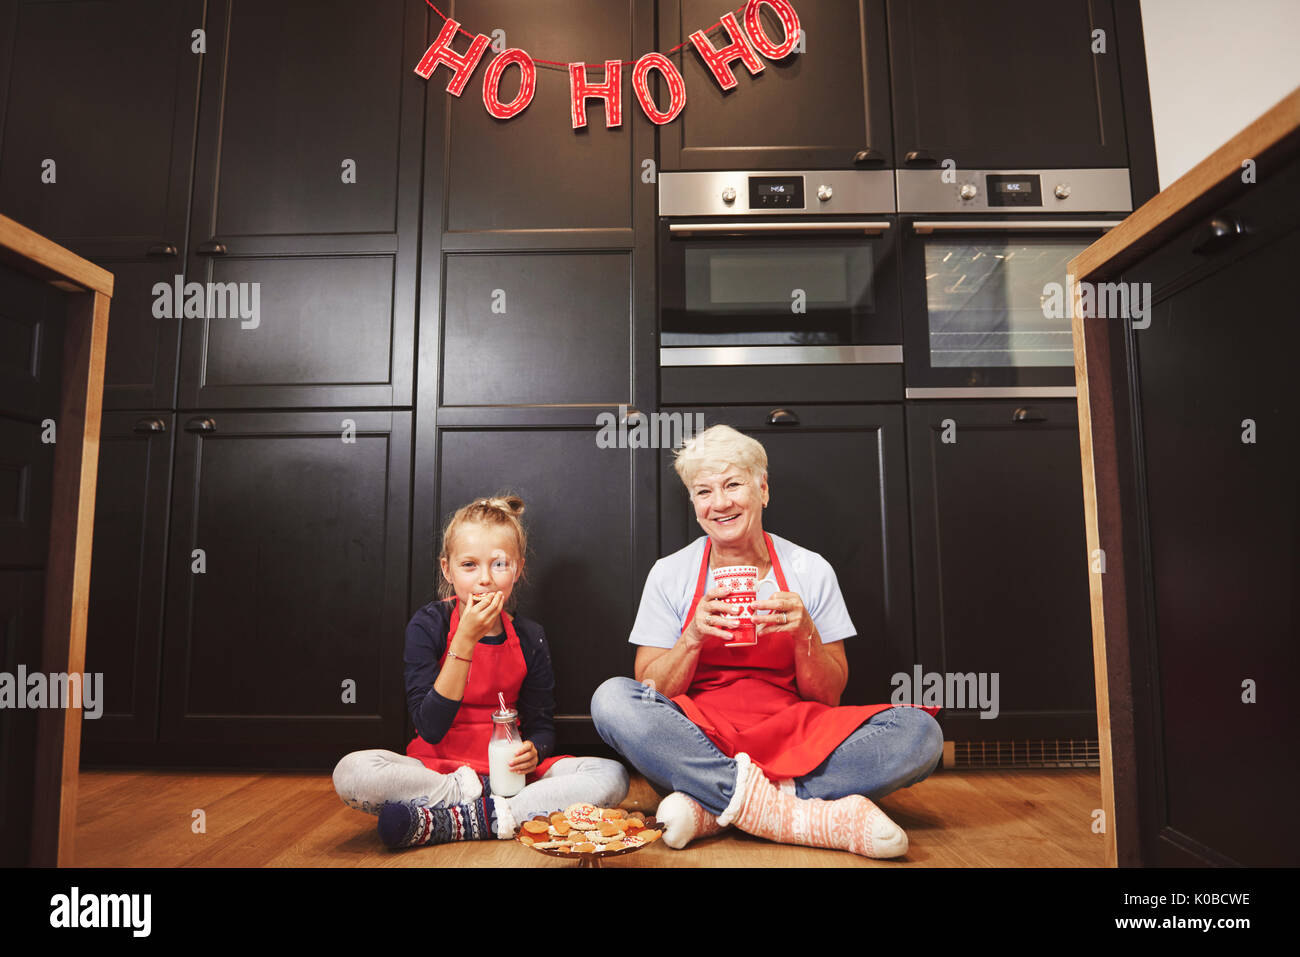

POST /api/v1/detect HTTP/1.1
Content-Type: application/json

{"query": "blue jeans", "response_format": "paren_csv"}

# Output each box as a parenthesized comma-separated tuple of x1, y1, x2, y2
(590, 676, 943, 817)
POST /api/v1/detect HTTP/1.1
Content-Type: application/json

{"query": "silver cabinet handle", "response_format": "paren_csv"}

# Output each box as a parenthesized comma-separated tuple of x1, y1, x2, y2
(669, 221, 892, 236)
(912, 220, 1118, 234)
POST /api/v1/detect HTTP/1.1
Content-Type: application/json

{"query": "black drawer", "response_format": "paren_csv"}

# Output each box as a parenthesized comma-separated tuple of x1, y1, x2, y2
(661, 363, 903, 405)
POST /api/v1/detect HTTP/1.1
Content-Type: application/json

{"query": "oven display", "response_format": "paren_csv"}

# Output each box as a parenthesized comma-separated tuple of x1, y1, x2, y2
(986, 174, 1042, 207)
(749, 176, 805, 209)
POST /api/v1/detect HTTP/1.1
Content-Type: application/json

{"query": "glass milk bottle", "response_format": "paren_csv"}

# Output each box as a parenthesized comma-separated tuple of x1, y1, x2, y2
(488, 705, 526, 797)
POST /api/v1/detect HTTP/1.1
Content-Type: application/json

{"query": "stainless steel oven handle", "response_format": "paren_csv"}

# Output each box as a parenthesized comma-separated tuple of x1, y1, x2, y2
(911, 220, 1119, 234)
(668, 221, 893, 236)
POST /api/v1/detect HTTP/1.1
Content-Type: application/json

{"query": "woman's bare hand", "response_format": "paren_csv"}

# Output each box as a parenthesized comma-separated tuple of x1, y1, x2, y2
(682, 585, 740, 647)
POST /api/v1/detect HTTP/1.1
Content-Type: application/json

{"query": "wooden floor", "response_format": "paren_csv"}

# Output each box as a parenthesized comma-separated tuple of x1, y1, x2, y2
(73, 765, 1108, 867)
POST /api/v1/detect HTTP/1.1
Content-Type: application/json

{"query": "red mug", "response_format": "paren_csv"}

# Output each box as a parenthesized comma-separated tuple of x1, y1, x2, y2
(711, 565, 758, 647)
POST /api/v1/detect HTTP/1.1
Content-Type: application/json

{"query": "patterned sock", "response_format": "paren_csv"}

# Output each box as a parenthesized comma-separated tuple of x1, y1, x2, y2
(718, 753, 909, 859)
(656, 792, 726, 849)
(377, 795, 497, 848)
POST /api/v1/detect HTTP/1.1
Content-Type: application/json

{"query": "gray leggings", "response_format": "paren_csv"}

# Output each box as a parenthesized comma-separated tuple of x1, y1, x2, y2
(333, 749, 630, 827)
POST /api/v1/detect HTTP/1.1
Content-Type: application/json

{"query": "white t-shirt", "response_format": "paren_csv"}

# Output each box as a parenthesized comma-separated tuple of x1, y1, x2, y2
(628, 533, 857, 649)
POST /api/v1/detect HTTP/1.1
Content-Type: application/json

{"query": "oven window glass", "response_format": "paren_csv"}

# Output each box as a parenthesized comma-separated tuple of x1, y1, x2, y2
(924, 237, 1090, 367)
(670, 242, 874, 345)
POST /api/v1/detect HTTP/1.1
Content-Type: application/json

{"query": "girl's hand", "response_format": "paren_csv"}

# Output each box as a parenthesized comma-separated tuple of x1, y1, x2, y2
(509, 739, 539, 775)
(754, 590, 812, 641)
(682, 585, 740, 647)
(458, 591, 505, 644)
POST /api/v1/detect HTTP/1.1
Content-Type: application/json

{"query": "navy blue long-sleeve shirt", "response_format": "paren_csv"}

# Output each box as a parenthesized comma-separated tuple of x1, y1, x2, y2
(403, 599, 557, 760)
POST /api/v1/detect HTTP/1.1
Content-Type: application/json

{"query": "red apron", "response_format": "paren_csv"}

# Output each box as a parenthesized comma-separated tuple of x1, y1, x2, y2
(406, 598, 566, 781)
(671, 532, 940, 780)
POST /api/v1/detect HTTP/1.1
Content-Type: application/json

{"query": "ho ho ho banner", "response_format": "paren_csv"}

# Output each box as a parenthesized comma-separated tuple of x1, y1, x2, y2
(414, 0, 804, 128)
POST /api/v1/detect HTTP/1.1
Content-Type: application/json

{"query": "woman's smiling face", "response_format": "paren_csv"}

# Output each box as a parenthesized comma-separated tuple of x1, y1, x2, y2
(690, 466, 768, 545)
(440, 522, 521, 606)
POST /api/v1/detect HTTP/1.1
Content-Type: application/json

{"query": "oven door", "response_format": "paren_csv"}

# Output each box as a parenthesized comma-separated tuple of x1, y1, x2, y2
(900, 216, 1122, 393)
(659, 218, 901, 353)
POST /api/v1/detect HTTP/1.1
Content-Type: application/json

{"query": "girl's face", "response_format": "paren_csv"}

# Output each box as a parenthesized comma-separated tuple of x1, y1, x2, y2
(440, 522, 522, 608)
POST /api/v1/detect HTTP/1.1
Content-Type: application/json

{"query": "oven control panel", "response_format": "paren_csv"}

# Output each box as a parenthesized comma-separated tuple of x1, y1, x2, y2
(748, 176, 805, 209)
(659, 170, 896, 216)
(896, 168, 1133, 213)
(986, 173, 1043, 206)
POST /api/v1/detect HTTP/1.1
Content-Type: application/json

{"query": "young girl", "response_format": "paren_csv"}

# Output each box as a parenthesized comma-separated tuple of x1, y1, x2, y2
(332, 494, 629, 847)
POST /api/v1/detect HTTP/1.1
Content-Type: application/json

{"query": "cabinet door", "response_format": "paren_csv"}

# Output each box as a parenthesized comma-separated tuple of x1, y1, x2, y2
(660, 0, 892, 170)
(443, 0, 649, 233)
(80, 413, 174, 757)
(160, 411, 411, 767)
(0, 262, 63, 568)
(888, 0, 1127, 169)
(0, 0, 203, 409)
(0, 569, 44, 865)
(906, 400, 1094, 741)
(428, 413, 656, 754)
(660, 404, 914, 706)
(1121, 197, 1300, 867)
(440, 251, 634, 407)
(177, 0, 424, 409)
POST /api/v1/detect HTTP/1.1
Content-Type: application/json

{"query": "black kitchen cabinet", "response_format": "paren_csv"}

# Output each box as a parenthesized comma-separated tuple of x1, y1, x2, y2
(80, 413, 175, 754)
(151, 411, 411, 767)
(422, 410, 659, 755)
(0, 0, 203, 410)
(0, 260, 63, 567)
(440, 251, 635, 407)
(0, 258, 63, 863)
(443, 0, 649, 232)
(1111, 160, 1300, 866)
(905, 399, 1095, 742)
(659, 404, 915, 707)
(429, 0, 656, 411)
(659, 0, 892, 170)
(177, 0, 425, 410)
(887, 0, 1128, 170)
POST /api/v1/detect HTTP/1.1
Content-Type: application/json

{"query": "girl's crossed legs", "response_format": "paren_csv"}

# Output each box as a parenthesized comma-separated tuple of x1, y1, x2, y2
(333, 749, 629, 827)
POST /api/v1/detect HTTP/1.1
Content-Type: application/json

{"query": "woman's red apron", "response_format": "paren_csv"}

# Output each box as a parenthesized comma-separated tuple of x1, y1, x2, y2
(406, 598, 566, 781)
(671, 532, 940, 780)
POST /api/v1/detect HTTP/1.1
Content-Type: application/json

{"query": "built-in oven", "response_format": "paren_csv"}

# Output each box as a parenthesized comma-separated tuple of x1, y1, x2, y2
(897, 168, 1132, 397)
(658, 170, 901, 368)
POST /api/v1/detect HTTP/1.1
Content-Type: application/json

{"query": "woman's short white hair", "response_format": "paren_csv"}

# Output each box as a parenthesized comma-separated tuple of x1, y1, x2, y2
(673, 424, 768, 490)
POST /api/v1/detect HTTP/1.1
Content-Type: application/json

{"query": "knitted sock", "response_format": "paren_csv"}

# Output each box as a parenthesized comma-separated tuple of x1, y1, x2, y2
(655, 792, 726, 849)
(718, 753, 909, 859)
(377, 796, 496, 848)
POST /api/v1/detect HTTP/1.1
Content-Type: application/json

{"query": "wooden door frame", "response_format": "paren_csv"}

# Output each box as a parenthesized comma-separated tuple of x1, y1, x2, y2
(0, 212, 114, 866)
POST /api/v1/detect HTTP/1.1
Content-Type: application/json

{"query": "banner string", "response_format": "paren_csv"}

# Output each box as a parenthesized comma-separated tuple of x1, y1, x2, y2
(422, 0, 748, 70)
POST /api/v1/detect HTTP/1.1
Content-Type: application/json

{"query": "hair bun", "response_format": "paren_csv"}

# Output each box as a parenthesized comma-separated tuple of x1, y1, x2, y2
(480, 494, 525, 517)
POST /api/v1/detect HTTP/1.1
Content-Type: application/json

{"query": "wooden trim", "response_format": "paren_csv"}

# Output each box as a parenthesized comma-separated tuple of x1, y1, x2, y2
(0, 213, 114, 296)
(1072, 294, 1137, 867)
(27, 289, 110, 866)
(1072, 85, 1300, 281)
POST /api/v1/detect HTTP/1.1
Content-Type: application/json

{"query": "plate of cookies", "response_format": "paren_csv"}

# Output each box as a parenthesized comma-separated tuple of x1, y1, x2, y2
(515, 803, 663, 867)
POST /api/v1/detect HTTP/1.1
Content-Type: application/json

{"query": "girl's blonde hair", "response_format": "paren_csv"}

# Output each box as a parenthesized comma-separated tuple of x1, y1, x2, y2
(437, 494, 529, 608)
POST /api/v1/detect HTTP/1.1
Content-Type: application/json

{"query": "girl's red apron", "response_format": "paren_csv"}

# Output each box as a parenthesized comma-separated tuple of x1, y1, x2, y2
(671, 532, 940, 780)
(406, 598, 566, 781)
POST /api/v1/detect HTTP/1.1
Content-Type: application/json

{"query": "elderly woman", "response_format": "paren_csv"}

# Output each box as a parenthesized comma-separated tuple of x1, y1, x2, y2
(591, 425, 942, 858)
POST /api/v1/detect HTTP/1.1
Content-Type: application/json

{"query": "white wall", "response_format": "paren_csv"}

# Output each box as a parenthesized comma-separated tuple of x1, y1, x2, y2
(1140, 0, 1300, 188)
